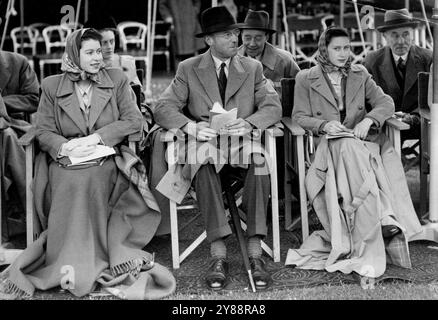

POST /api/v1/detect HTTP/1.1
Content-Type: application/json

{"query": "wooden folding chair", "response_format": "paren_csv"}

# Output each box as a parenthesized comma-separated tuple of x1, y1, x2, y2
(281, 78, 410, 241)
(160, 125, 283, 269)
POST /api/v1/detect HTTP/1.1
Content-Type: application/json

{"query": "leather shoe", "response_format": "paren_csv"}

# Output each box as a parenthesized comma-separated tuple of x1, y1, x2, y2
(250, 257, 271, 289)
(382, 225, 401, 239)
(206, 258, 228, 291)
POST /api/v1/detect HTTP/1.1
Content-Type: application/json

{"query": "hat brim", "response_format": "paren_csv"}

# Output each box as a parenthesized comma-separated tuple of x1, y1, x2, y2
(236, 23, 276, 34)
(195, 24, 240, 38)
(377, 21, 419, 32)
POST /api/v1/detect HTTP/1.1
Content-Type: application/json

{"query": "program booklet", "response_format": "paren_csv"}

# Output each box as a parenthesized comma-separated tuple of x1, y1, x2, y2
(209, 102, 237, 132)
(326, 130, 356, 140)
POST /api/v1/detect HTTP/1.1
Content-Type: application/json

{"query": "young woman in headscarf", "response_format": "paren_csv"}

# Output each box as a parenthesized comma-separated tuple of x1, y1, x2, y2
(285, 27, 422, 279)
(0, 29, 175, 299)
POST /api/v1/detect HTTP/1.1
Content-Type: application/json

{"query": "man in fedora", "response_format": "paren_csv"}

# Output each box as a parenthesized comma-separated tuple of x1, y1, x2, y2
(363, 8, 432, 145)
(237, 9, 300, 95)
(153, 5, 281, 291)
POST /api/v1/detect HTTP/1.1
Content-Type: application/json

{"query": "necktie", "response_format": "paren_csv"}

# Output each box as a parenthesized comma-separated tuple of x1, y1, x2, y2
(218, 62, 227, 105)
(397, 57, 406, 79)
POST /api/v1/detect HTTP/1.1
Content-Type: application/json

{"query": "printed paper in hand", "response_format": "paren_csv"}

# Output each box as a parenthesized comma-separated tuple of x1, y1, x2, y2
(68, 145, 116, 165)
(209, 102, 237, 131)
(326, 130, 356, 140)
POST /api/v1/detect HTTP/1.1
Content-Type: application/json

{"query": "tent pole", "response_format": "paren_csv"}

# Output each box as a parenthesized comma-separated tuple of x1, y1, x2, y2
(340, 0, 344, 28)
(272, 0, 279, 46)
(19, 0, 23, 54)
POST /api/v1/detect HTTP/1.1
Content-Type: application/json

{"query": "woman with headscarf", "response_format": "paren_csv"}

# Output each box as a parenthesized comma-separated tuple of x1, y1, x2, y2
(0, 29, 175, 299)
(285, 27, 422, 278)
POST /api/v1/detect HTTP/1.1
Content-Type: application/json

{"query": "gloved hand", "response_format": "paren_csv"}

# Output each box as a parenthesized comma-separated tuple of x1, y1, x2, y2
(401, 113, 420, 127)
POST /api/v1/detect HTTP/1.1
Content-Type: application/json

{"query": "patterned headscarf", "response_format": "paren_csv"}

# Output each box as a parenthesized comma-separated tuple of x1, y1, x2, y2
(315, 27, 353, 77)
(60, 28, 104, 83)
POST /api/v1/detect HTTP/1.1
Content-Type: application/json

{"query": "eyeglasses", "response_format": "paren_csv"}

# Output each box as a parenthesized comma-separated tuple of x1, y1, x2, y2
(215, 29, 240, 40)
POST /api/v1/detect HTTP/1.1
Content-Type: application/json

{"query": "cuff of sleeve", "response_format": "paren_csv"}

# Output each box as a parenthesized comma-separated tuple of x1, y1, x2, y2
(318, 121, 329, 135)
(365, 116, 380, 128)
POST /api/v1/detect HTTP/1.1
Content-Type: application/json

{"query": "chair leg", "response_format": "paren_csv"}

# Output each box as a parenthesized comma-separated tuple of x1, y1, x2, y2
(266, 131, 280, 262)
(284, 132, 293, 230)
(295, 135, 309, 241)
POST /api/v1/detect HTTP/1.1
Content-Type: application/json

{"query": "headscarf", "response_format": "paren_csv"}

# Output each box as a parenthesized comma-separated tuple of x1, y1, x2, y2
(60, 28, 104, 83)
(315, 27, 353, 78)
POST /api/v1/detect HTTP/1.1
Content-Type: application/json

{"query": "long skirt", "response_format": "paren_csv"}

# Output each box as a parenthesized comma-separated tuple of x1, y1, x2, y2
(1, 156, 171, 298)
(285, 136, 422, 278)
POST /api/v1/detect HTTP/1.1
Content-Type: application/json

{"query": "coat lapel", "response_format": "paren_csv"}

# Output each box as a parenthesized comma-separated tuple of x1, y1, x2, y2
(87, 72, 114, 130)
(309, 66, 337, 109)
(345, 68, 363, 106)
(56, 75, 88, 135)
(378, 47, 401, 91)
(225, 56, 249, 108)
(403, 47, 422, 96)
(194, 51, 222, 107)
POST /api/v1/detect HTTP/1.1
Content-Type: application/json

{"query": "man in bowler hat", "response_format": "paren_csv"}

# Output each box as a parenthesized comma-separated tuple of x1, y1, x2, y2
(363, 8, 432, 146)
(237, 9, 300, 95)
(153, 6, 281, 290)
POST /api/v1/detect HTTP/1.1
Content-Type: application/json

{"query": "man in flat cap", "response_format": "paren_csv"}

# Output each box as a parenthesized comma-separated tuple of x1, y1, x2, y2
(237, 9, 300, 95)
(363, 8, 432, 160)
(152, 5, 281, 291)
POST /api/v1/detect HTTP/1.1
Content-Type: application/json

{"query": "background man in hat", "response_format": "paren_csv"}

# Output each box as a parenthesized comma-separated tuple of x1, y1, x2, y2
(0, 50, 39, 246)
(363, 8, 432, 146)
(237, 9, 300, 95)
(153, 5, 281, 291)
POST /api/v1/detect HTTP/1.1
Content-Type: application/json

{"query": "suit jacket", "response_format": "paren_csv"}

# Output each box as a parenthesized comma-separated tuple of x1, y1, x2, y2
(292, 64, 394, 136)
(237, 42, 300, 87)
(35, 68, 143, 160)
(0, 51, 39, 116)
(363, 45, 432, 114)
(154, 49, 281, 130)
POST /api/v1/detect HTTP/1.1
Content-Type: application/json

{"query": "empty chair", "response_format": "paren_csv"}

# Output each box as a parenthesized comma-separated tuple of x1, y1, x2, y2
(42, 25, 70, 54)
(10, 26, 38, 55)
(117, 21, 147, 51)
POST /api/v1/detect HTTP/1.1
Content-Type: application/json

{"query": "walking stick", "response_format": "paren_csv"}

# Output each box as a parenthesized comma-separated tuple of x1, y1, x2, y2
(221, 173, 256, 293)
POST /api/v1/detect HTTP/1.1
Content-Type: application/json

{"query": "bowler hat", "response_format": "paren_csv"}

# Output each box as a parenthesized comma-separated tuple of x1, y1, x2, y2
(237, 10, 276, 34)
(196, 6, 239, 38)
(377, 8, 419, 32)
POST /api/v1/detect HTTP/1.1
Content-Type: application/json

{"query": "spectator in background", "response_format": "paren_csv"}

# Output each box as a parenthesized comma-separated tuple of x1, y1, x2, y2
(237, 9, 300, 96)
(363, 8, 432, 145)
(0, 51, 39, 246)
(158, 0, 206, 65)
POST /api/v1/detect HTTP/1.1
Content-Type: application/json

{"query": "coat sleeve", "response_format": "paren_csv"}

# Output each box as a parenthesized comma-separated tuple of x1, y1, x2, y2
(95, 74, 143, 146)
(292, 70, 327, 135)
(245, 62, 282, 130)
(363, 69, 395, 128)
(153, 62, 192, 129)
(35, 79, 69, 160)
(3, 58, 39, 114)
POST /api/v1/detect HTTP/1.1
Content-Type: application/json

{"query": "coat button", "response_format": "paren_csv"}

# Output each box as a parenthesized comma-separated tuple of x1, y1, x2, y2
(358, 106, 363, 110)
(316, 111, 322, 116)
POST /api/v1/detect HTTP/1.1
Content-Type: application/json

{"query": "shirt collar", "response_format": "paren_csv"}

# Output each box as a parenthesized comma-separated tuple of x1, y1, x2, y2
(392, 52, 408, 64)
(211, 53, 231, 71)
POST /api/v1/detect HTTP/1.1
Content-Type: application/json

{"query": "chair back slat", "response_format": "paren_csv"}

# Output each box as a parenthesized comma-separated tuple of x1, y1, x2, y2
(281, 78, 295, 118)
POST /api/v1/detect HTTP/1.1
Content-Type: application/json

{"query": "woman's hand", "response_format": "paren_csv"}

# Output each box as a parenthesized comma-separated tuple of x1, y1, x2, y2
(353, 118, 373, 140)
(64, 145, 97, 158)
(323, 121, 346, 135)
(60, 134, 101, 158)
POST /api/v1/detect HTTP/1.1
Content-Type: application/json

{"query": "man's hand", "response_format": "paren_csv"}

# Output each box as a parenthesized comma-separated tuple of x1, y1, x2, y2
(224, 118, 253, 136)
(323, 120, 346, 135)
(183, 121, 218, 141)
(353, 118, 373, 140)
